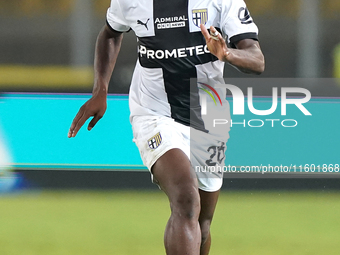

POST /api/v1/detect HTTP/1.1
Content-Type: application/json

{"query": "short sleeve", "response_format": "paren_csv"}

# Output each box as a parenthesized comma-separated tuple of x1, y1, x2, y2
(106, 0, 130, 32)
(221, 0, 259, 47)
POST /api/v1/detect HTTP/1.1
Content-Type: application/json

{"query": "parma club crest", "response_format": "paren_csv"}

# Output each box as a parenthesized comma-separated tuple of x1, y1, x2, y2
(192, 9, 208, 27)
(148, 132, 162, 149)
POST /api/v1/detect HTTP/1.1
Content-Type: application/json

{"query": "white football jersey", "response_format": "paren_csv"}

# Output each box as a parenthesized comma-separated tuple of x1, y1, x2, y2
(106, 0, 259, 139)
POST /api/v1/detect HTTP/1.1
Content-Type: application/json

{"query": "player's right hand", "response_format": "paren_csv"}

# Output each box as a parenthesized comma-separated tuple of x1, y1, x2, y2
(68, 94, 107, 138)
(200, 24, 231, 63)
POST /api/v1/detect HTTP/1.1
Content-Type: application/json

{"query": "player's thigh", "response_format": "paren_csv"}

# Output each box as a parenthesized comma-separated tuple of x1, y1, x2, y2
(199, 189, 219, 223)
(132, 116, 198, 197)
(152, 148, 199, 204)
(199, 189, 220, 237)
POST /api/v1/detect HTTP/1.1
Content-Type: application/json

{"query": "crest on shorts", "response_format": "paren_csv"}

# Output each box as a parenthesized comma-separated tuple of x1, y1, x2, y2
(148, 132, 162, 149)
(192, 9, 208, 27)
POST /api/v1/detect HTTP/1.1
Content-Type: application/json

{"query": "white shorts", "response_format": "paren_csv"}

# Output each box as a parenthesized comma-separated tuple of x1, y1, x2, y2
(131, 115, 229, 192)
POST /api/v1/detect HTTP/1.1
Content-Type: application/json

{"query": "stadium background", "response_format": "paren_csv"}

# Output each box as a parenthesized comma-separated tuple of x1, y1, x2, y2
(0, 0, 340, 254)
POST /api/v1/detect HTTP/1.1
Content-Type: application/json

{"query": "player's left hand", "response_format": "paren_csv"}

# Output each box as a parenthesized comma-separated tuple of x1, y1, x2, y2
(200, 24, 231, 62)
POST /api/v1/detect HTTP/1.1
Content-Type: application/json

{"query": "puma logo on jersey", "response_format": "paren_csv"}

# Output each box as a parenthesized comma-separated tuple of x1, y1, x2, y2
(137, 19, 150, 30)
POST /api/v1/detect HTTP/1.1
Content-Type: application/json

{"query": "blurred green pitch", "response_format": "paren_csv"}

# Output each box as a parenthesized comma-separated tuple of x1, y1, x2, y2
(0, 191, 339, 255)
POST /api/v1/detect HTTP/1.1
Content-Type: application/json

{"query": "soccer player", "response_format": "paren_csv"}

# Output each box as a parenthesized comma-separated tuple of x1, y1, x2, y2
(68, 0, 264, 254)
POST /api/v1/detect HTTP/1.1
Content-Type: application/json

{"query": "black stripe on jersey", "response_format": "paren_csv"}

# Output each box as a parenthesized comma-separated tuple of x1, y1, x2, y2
(229, 32, 258, 48)
(138, 0, 218, 71)
(162, 68, 207, 132)
(136, 0, 217, 130)
(138, 32, 218, 71)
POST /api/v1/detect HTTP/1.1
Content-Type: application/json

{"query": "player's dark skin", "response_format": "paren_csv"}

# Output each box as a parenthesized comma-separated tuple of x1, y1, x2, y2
(68, 24, 264, 255)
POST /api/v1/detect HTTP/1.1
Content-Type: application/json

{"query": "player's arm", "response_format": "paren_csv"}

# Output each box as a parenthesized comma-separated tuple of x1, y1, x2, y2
(68, 24, 123, 138)
(200, 25, 265, 75)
